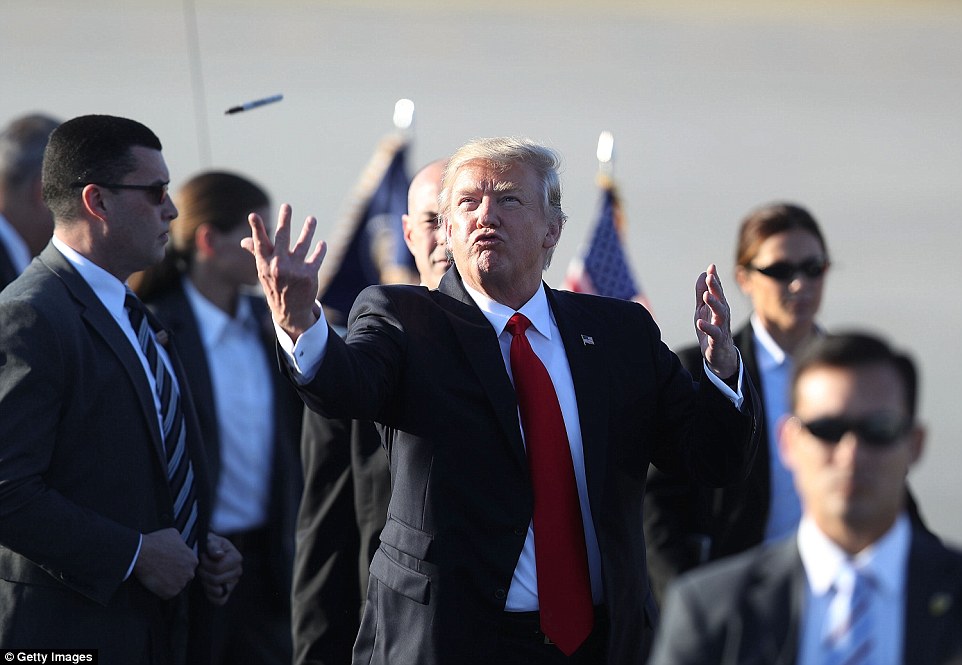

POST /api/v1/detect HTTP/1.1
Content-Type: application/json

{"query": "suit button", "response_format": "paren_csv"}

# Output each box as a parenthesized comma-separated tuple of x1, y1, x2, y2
(494, 588, 506, 600)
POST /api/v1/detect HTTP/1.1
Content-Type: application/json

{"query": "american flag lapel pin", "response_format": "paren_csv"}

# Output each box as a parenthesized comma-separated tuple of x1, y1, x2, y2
(581, 334, 595, 346)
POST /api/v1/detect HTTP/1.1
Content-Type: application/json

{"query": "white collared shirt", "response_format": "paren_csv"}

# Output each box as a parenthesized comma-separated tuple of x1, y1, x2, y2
(183, 279, 273, 534)
(461, 282, 604, 610)
(796, 514, 909, 665)
(0, 212, 31, 275)
(51, 235, 185, 576)
(751, 315, 803, 541)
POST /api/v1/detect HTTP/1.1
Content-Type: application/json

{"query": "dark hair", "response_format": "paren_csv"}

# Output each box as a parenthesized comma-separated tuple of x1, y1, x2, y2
(41, 115, 162, 219)
(132, 171, 268, 299)
(0, 114, 61, 190)
(791, 332, 919, 419)
(735, 202, 828, 268)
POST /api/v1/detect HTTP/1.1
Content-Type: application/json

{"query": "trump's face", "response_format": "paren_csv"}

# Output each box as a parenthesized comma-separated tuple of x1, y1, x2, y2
(444, 159, 561, 307)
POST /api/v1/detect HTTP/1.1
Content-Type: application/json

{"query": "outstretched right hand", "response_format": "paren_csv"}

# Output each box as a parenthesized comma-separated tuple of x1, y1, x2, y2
(241, 203, 327, 343)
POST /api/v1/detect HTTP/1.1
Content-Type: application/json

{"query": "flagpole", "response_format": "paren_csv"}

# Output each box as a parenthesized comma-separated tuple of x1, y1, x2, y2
(393, 98, 415, 136)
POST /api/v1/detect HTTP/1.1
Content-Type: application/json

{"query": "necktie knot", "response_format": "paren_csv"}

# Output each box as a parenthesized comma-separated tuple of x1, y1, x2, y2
(507, 312, 531, 337)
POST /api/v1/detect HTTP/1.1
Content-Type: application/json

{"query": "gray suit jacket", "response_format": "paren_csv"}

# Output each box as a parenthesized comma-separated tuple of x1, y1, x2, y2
(650, 528, 962, 665)
(291, 267, 760, 665)
(0, 243, 212, 663)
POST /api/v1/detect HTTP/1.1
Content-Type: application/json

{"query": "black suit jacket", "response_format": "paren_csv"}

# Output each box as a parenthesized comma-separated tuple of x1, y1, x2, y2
(145, 283, 304, 605)
(650, 528, 962, 665)
(0, 243, 212, 663)
(291, 414, 391, 665)
(291, 267, 760, 665)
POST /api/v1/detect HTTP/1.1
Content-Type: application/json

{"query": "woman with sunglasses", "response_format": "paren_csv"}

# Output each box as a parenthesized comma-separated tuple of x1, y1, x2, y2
(645, 202, 928, 605)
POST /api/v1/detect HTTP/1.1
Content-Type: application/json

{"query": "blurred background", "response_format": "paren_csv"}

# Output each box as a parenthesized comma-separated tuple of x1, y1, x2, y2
(3, 0, 960, 544)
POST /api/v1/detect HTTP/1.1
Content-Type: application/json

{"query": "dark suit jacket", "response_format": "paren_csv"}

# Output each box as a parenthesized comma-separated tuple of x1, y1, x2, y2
(146, 283, 304, 605)
(645, 322, 931, 605)
(650, 528, 962, 665)
(291, 414, 391, 665)
(0, 244, 212, 663)
(291, 267, 760, 665)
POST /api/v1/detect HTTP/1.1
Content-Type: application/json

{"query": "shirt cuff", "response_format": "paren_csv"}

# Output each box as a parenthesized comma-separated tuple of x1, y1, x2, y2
(125, 534, 143, 581)
(275, 301, 329, 384)
(702, 348, 745, 410)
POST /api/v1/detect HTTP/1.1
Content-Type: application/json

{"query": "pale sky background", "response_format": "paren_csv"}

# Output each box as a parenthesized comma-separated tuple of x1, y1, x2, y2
(3, 0, 961, 544)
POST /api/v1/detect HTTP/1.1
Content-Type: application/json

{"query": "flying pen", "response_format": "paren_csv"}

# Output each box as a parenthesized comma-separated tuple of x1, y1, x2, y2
(225, 94, 283, 115)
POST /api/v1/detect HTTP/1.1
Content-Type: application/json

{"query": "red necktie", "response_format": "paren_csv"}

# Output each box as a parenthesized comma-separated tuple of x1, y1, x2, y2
(506, 312, 593, 655)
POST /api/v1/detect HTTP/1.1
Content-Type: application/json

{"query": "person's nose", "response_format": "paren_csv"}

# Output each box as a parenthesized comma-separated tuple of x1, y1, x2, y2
(164, 197, 179, 221)
(477, 196, 499, 228)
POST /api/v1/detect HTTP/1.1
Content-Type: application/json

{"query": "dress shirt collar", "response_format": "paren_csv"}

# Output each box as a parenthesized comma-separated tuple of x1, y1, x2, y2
(0, 212, 31, 274)
(462, 280, 555, 340)
(51, 235, 127, 319)
(751, 314, 789, 371)
(182, 277, 255, 348)
(798, 512, 910, 599)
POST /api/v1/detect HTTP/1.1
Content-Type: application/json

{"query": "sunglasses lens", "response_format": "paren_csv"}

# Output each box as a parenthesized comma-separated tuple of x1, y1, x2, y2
(802, 414, 910, 447)
(755, 262, 794, 280)
(800, 260, 827, 278)
(803, 418, 848, 442)
(753, 259, 827, 281)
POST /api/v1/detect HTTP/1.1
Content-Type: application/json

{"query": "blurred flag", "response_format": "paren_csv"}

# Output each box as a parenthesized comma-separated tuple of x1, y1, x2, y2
(317, 134, 417, 326)
(562, 174, 650, 310)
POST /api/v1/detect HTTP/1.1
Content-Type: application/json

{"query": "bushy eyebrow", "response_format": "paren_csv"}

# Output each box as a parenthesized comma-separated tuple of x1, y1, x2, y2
(454, 179, 522, 196)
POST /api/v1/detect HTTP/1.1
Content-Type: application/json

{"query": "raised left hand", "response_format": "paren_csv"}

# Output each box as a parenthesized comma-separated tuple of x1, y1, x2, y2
(694, 264, 738, 381)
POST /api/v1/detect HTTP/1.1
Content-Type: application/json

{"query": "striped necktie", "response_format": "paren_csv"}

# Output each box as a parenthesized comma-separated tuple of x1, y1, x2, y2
(826, 567, 875, 665)
(125, 290, 198, 550)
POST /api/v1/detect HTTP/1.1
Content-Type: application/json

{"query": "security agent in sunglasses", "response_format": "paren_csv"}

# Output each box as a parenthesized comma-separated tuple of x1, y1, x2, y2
(644, 202, 929, 605)
(0, 115, 242, 663)
(651, 332, 962, 665)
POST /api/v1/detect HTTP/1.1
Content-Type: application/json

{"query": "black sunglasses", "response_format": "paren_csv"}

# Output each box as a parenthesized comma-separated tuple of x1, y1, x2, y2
(71, 182, 169, 205)
(798, 413, 912, 447)
(749, 258, 828, 282)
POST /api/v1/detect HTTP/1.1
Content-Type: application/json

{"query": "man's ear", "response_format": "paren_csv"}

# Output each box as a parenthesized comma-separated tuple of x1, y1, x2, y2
(80, 184, 108, 223)
(402, 214, 416, 251)
(777, 414, 801, 470)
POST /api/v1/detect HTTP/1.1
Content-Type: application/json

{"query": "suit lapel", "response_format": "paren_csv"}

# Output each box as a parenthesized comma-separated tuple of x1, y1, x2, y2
(545, 288, 609, 508)
(738, 539, 804, 665)
(39, 245, 167, 467)
(437, 269, 528, 472)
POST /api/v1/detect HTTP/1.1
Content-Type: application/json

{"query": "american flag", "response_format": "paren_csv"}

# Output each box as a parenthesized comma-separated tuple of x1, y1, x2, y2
(317, 134, 416, 326)
(562, 174, 650, 311)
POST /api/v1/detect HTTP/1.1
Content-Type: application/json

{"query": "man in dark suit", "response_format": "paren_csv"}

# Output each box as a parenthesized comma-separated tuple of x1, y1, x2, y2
(0, 115, 241, 663)
(291, 158, 447, 665)
(0, 113, 60, 289)
(244, 137, 760, 664)
(650, 332, 962, 665)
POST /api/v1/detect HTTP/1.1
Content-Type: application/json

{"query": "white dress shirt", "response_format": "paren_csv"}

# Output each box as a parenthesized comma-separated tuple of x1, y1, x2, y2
(796, 514, 909, 665)
(183, 278, 274, 534)
(52, 235, 185, 574)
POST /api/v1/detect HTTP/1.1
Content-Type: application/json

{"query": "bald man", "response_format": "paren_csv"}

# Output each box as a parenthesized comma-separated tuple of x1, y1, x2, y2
(292, 159, 449, 665)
